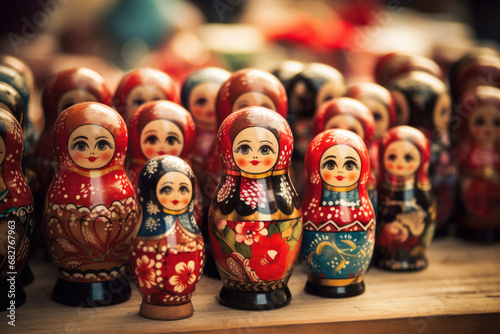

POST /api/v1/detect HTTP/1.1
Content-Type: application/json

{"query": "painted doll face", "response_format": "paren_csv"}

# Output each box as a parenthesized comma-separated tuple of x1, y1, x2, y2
(324, 115, 365, 140)
(319, 144, 361, 188)
(468, 105, 500, 144)
(232, 126, 279, 174)
(188, 82, 219, 130)
(232, 92, 276, 112)
(140, 119, 184, 160)
(68, 124, 116, 170)
(316, 81, 344, 109)
(126, 85, 166, 119)
(0, 136, 5, 166)
(383, 140, 421, 177)
(156, 171, 192, 211)
(57, 90, 98, 115)
(365, 99, 390, 139)
(433, 94, 451, 130)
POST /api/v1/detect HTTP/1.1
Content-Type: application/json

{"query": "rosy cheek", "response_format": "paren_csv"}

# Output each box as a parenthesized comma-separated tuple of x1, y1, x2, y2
(144, 147, 155, 157)
(263, 157, 273, 166)
(322, 172, 332, 181)
(386, 163, 394, 170)
(347, 173, 357, 181)
(237, 158, 247, 167)
(169, 149, 180, 156)
(74, 153, 85, 162)
(406, 164, 414, 171)
(101, 152, 112, 161)
(160, 197, 168, 205)
(181, 198, 189, 205)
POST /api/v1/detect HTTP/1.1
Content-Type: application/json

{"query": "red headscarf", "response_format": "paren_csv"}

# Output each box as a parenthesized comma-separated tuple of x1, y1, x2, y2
(48, 102, 134, 208)
(302, 129, 374, 232)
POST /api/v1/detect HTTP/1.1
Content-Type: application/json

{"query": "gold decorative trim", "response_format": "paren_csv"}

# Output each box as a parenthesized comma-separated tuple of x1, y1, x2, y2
(212, 207, 303, 222)
(323, 182, 358, 192)
(223, 169, 288, 179)
(308, 275, 364, 287)
(66, 165, 122, 177)
(163, 207, 188, 215)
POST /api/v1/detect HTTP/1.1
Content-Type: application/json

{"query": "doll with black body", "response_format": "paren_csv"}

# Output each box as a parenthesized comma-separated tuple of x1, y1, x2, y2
(374, 126, 435, 271)
(131, 156, 204, 320)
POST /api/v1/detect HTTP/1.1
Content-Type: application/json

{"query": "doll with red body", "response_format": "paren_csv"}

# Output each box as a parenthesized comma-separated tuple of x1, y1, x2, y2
(180, 67, 231, 177)
(131, 155, 204, 320)
(44, 102, 139, 306)
(374, 126, 435, 271)
(209, 107, 302, 310)
(346, 83, 396, 179)
(113, 68, 179, 122)
(300, 129, 375, 297)
(456, 86, 500, 242)
(0, 111, 34, 310)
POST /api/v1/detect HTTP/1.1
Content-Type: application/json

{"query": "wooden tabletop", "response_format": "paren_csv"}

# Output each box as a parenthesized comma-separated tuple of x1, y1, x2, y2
(2, 237, 500, 333)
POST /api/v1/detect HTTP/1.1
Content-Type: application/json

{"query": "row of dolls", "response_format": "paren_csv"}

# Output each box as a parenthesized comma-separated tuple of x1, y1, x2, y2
(1, 51, 500, 317)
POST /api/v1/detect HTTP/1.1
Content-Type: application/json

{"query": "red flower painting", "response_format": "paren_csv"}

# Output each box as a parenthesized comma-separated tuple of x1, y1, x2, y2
(249, 234, 290, 281)
(235, 221, 268, 245)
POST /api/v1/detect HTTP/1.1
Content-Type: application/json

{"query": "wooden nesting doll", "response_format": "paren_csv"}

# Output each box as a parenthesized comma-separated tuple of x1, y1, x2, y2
(345, 82, 396, 179)
(0, 82, 24, 127)
(204, 68, 288, 209)
(180, 67, 231, 177)
(374, 53, 443, 88)
(455, 86, 500, 242)
(387, 72, 455, 237)
(44, 102, 139, 306)
(0, 110, 34, 310)
(209, 107, 302, 310)
(271, 60, 304, 91)
(374, 126, 435, 271)
(300, 129, 375, 297)
(34, 67, 112, 196)
(113, 68, 179, 122)
(131, 156, 204, 320)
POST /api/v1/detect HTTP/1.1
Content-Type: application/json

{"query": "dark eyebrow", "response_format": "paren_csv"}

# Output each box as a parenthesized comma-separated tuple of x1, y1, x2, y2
(160, 181, 173, 187)
(260, 140, 274, 145)
(323, 155, 336, 160)
(72, 136, 88, 141)
(179, 182, 189, 187)
(144, 130, 157, 135)
(96, 136, 110, 140)
(345, 156, 358, 161)
(237, 140, 251, 145)
(167, 132, 180, 137)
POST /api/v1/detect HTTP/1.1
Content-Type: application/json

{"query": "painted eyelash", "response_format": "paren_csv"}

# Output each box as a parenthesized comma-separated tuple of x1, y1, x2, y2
(98, 140, 115, 149)
(260, 145, 276, 153)
(321, 160, 337, 169)
(70, 141, 88, 150)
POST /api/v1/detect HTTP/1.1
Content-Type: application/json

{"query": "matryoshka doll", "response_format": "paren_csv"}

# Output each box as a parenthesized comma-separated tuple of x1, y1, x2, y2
(180, 67, 231, 177)
(301, 129, 375, 297)
(387, 72, 454, 237)
(345, 82, 396, 179)
(374, 126, 435, 271)
(131, 156, 204, 320)
(0, 82, 24, 127)
(0, 110, 34, 310)
(34, 67, 112, 196)
(113, 68, 179, 122)
(456, 86, 500, 242)
(312, 97, 378, 215)
(209, 107, 302, 310)
(44, 102, 139, 306)
(271, 60, 304, 92)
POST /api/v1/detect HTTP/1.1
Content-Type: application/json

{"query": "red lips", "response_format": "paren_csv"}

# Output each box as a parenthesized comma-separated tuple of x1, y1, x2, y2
(87, 157, 98, 162)
(172, 200, 179, 205)
(250, 160, 260, 166)
(158, 151, 167, 155)
(336, 175, 344, 181)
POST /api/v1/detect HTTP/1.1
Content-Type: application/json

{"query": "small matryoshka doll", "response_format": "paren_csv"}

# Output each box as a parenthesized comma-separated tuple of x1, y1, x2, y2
(387, 72, 454, 236)
(345, 82, 396, 178)
(312, 97, 378, 214)
(0, 82, 24, 127)
(113, 68, 179, 122)
(209, 107, 302, 310)
(374, 126, 435, 271)
(287, 63, 346, 160)
(455, 86, 500, 242)
(271, 60, 304, 92)
(44, 102, 139, 306)
(131, 156, 204, 320)
(180, 67, 231, 176)
(126, 101, 196, 186)
(301, 129, 375, 297)
(34, 67, 112, 196)
(0, 110, 34, 310)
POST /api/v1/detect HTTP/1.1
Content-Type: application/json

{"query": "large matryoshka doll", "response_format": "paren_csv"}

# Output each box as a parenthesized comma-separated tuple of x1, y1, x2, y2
(34, 67, 112, 196)
(126, 100, 196, 187)
(456, 86, 500, 242)
(131, 156, 204, 320)
(44, 102, 139, 306)
(301, 129, 375, 297)
(204, 68, 288, 208)
(312, 97, 378, 215)
(346, 82, 396, 179)
(113, 68, 179, 122)
(387, 72, 454, 237)
(209, 107, 302, 310)
(180, 67, 231, 177)
(374, 126, 435, 271)
(0, 111, 34, 310)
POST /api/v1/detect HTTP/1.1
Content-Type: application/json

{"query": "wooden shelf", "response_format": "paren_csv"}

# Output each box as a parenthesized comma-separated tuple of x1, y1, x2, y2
(3, 237, 500, 333)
